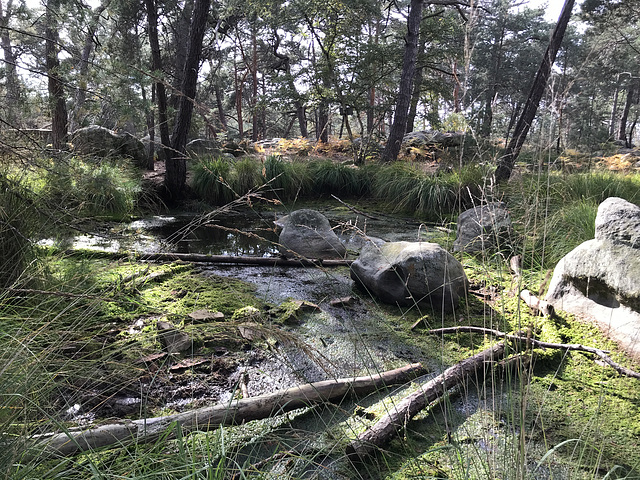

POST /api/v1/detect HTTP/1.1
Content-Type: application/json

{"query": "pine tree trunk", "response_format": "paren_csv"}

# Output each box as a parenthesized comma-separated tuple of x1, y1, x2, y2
(618, 81, 635, 146)
(166, 0, 211, 199)
(1, 0, 20, 125)
(381, 0, 423, 162)
(146, 0, 172, 163)
(494, 0, 575, 181)
(45, 0, 68, 150)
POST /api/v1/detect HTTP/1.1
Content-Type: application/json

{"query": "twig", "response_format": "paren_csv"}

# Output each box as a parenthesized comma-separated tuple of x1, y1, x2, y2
(428, 326, 640, 379)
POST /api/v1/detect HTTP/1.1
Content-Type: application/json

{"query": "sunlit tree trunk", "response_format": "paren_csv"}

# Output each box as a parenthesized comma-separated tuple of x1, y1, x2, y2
(494, 0, 575, 181)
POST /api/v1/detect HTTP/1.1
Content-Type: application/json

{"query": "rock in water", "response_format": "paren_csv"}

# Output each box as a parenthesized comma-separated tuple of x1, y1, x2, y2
(453, 202, 513, 253)
(277, 209, 346, 259)
(546, 197, 640, 360)
(350, 241, 468, 312)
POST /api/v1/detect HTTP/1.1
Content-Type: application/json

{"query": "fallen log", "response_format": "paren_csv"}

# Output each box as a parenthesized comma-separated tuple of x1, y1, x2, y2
(428, 326, 640, 379)
(520, 289, 555, 317)
(346, 343, 506, 459)
(31, 363, 426, 458)
(63, 249, 353, 267)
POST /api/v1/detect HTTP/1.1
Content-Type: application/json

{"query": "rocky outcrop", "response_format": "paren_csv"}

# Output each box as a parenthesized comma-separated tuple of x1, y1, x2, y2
(546, 197, 640, 359)
(72, 126, 146, 167)
(453, 202, 513, 253)
(350, 241, 468, 311)
(277, 209, 347, 260)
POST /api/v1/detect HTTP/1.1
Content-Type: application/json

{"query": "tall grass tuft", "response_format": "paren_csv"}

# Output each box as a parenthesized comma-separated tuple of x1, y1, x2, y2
(190, 156, 235, 205)
(231, 156, 262, 196)
(308, 159, 367, 196)
(262, 154, 310, 199)
(371, 162, 488, 220)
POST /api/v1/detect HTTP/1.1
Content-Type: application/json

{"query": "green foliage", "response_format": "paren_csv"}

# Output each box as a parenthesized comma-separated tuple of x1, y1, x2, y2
(506, 171, 640, 268)
(371, 162, 488, 220)
(39, 157, 141, 219)
(190, 156, 235, 205)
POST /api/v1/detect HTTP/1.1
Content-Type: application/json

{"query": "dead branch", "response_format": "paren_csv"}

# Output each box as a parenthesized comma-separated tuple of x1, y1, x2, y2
(62, 249, 353, 267)
(428, 326, 640, 379)
(31, 363, 426, 458)
(520, 289, 556, 317)
(346, 343, 506, 459)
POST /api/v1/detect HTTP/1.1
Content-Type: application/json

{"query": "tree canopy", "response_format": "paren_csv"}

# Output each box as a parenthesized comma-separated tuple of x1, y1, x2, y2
(1, 0, 638, 186)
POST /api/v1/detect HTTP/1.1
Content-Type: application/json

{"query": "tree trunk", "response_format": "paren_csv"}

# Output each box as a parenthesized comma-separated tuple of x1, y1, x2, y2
(32, 363, 426, 458)
(618, 80, 636, 147)
(146, 0, 172, 163)
(170, 0, 194, 110)
(406, 63, 423, 134)
(70, 1, 110, 132)
(494, 0, 575, 182)
(380, 0, 423, 162)
(346, 343, 506, 458)
(214, 82, 228, 132)
(142, 83, 155, 170)
(45, 0, 68, 150)
(166, 0, 211, 199)
(0, 0, 20, 124)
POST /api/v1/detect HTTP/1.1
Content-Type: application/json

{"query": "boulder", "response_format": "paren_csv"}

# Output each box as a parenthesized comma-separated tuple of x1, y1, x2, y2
(402, 130, 465, 149)
(453, 202, 513, 253)
(350, 241, 468, 311)
(72, 126, 146, 167)
(277, 209, 346, 259)
(546, 197, 640, 360)
(186, 138, 222, 157)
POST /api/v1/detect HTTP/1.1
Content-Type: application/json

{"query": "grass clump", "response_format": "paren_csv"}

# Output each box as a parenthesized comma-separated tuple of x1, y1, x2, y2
(308, 159, 368, 196)
(39, 156, 141, 219)
(190, 156, 235, 204)
(262, 154, 310, 199)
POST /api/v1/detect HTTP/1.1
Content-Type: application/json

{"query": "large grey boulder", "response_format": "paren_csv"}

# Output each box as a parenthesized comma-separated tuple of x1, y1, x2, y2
(72, 126, 146, 167)
(546, 197, 640, 359)
(350, 241, 468, 311)
(277, 209, 346, 260)
(453, 202, 513, 253)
